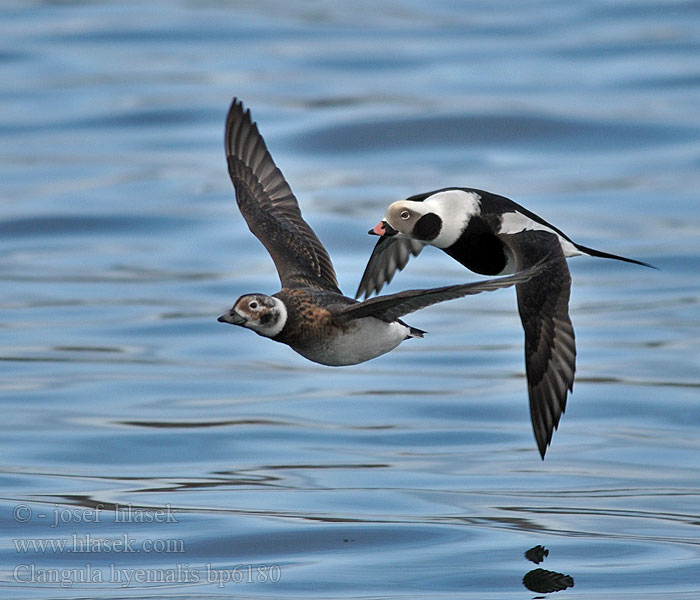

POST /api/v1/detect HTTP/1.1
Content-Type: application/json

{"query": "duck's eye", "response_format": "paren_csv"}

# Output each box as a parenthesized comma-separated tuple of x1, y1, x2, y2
(249, 301, 258, 310)
(400, 210, 410, 220)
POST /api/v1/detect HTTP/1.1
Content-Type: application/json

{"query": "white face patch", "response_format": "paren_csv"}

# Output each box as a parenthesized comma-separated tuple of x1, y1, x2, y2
(384, 200, 427, 236)
(235, 295, 288, 338)
(499, 211, 582, 257)
(423, 189, 482, 249)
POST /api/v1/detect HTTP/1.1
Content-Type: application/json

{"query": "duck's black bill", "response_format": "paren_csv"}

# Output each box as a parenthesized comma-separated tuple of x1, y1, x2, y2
(218, 312, 246, 325)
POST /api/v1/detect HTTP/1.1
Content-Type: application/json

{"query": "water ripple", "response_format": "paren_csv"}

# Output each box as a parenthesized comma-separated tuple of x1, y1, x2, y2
(294, 112, 698, 154)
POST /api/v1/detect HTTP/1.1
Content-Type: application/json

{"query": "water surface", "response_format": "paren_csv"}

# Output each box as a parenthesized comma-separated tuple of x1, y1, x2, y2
(1, 1, 699, 598)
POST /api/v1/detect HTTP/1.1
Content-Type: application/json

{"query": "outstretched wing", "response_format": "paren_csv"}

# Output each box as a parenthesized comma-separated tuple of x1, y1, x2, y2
(340, 260, 548, 324)
(355, 237, 425, 299)
(225, 98, 339, 292)
(506, 230, 576, 459)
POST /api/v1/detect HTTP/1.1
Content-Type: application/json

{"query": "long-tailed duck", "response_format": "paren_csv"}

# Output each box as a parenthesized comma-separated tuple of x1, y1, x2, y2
(218, 104, 546, 367)
(358, 187, 654, 458)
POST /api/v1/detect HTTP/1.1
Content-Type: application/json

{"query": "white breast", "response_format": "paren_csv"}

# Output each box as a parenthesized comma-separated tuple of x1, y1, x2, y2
(293, 318, 411, 367)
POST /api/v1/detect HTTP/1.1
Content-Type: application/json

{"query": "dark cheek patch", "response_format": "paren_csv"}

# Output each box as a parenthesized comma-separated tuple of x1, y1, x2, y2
(259, 309, 278, 327)
(413, 213, 442, 241)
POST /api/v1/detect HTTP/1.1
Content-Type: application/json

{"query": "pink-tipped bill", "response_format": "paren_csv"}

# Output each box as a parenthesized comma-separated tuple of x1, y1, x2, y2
(369, 221, 397, 237)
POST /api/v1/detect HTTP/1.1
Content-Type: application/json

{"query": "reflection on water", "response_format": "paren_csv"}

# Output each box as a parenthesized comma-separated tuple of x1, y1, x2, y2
(1, 0, 700, 598)
(525, 544, 549, 564)
(523, 568, 575, 594)
(523, 545, 574, 594)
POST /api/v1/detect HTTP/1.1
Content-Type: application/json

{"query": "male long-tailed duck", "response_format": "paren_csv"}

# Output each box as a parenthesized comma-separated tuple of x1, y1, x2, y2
(218, 103, 546, 367)
(358, 187, 654, 458)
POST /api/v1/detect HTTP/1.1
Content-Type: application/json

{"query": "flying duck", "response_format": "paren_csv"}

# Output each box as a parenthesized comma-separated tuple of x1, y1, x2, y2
(358, 187, 654, 457)
(218, 103, 546, 367)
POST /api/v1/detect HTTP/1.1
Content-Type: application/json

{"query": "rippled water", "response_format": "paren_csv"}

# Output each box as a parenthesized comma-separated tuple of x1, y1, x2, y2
(1, 1, 699, 598)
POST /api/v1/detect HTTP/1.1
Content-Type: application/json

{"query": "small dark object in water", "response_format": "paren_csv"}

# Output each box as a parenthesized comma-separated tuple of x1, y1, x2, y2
(525, 544, 549, 564)
(522, 568, 574, 593)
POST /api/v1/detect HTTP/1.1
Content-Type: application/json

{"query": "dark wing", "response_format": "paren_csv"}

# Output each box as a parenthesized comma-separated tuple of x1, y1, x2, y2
(339, 260, 548, 323)
(506, 230, 576, 460)
(225, 98, 339, 292)
(355, 237, 425, 299)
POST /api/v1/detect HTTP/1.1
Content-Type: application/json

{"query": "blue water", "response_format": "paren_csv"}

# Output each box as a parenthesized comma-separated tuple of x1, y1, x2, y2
(1, 1, 699, 598)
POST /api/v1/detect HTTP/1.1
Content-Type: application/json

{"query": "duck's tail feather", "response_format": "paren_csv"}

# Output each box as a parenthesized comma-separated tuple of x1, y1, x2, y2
(574, 243, 657, 269)
(408, 326, 426, 338)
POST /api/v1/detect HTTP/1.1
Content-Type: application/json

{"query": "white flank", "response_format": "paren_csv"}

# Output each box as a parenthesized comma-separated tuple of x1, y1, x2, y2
(295, 319, 410, 367)
(424, 189, 481, 248)
(499, 211, 582, 257)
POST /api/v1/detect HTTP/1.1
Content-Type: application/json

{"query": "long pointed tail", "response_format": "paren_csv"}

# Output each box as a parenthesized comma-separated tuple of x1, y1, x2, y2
(574, 243, 657, 269)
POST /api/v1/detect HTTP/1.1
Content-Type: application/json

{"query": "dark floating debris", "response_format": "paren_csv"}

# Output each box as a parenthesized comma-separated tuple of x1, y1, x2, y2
(523, 568, 574, 593)
(525, 544, 549, 564)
